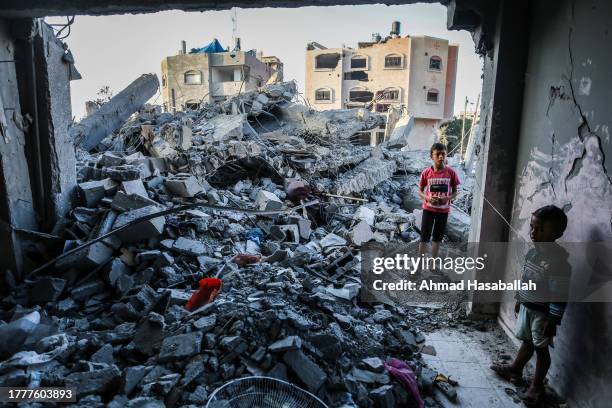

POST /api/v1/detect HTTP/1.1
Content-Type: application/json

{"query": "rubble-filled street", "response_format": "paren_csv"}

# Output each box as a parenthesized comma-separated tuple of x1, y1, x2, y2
(0, 81, 487, 407)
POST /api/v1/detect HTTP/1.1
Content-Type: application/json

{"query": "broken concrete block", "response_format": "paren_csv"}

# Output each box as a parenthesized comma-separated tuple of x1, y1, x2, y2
(134, 312, 165, 356)
(111, 191, 159, 212)
(289, 216, 312, 240)
(254, 190, 282, 211)
(267, 362, 288, 382)
(351, 368, 390, 384)
(268, 336, 302, 353)
(28, 277, 66, 303)
(193, 315, 216, 332)
(104, 165, 142, 181)
(354, 206, 376, 226)
(350, 220, 373, 246)
(65, 365, 121, 397)
(0, 311, 40, 360)
(121, 179, 148, 198)
(91, 343, 114, 365)
(370, 384, 395, 408)
(210, 114, 245, 142)
(113, 205, 166, 243)
(158, 331, 202, 361)
(122, 365, 148, 396)
(165, 174, 204, 198)
(77, 178, 116, 207)
(362, 357, 385, 373)
(320, 233, 347, 248)
(283, 349, 327, 393)
(98, 152, 125, 167)
(279, 225, 300, 244)
(71, 280, 105, 301)
(172, 237, 206, 256)
(181, 356, 206, 387)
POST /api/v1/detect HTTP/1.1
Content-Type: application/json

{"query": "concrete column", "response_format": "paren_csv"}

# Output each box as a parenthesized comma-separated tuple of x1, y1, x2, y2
(33, 21, 78, 227)
(0, 18, 37, 279)
(466, 0, 531, 314)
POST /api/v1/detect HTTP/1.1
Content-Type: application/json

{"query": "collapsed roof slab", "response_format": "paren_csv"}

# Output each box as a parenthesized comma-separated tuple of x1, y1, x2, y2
(0, 0, 439, 17)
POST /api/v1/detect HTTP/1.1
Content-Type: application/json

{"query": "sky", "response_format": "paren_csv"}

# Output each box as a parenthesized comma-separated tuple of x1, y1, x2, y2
(48, 3, 483, 119)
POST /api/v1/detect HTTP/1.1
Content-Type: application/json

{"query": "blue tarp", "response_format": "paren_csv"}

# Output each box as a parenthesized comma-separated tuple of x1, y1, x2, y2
(190, 38, 227, 54)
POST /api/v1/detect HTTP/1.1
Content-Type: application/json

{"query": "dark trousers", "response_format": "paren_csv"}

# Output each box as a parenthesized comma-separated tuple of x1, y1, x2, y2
(420, 209, 448, 242)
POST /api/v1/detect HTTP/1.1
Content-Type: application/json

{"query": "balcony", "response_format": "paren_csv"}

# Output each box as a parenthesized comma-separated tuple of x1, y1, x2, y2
(210, 81, 245, 97)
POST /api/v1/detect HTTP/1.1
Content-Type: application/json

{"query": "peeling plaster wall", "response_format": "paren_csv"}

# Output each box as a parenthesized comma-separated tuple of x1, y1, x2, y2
(500, 0, 612, 406)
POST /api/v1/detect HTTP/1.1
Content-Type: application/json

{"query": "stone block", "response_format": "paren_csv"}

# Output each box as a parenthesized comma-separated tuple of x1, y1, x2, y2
(71, 280, 105, 301)
(172, 237, 206, 256)
(65, 366, 121, 397)
(165, 174, 204, 198)
(268, 336, 302, 353)
(111, 191, 159, 212)
(193, 314, 216, 332)
(113, 205, 165, 243)
(121, 179, 148, 198)
(254, 190, 282, 211)
(91, 344, 114, 365)
(77, 178, 116, 207)
(158, 332, 202, 361)
(350, 220, 373, 246)
(283, 349, 327, 393)
(354, 206, 376, 226)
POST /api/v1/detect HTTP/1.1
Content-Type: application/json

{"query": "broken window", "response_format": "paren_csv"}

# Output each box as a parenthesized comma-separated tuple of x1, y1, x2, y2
(376, 104, 390, 113)
(376, 88, 400, 101)
(315, 89, 331, 101)
(429, 56, 442, 71)
(349, 88, 373, 103)
(384, 54, 403, 68)
(184, 70, 202, 85)
(185, 100, 199, 110)
(350, 55, 367, 69)
(315, 53, 340, 69)
(426, 88, 439, 103)
(343, 71, 369, 81)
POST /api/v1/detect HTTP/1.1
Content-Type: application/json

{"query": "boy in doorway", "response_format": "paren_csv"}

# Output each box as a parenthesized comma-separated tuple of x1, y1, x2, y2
(417, 142, 460, 259)
(491, 205, 570, 406)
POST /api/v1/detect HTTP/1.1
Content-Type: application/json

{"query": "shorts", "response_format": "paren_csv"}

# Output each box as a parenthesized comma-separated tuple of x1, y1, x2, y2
(420, 209, 448, 242)
(515, 304, 551, 348)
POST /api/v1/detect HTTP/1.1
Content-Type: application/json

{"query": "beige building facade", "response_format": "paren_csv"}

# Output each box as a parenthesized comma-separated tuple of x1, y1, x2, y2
(161, 41, 281, 112)
(305, 25, 458, 146)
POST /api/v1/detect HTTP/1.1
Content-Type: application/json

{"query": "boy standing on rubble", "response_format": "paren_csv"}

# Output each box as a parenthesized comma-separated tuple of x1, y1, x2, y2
(491, 205, 570, 406)
(417, 142, 460, 259)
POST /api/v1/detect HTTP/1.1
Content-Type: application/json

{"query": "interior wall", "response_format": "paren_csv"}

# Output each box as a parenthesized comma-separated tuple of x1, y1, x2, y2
(501, 0, 612, 406)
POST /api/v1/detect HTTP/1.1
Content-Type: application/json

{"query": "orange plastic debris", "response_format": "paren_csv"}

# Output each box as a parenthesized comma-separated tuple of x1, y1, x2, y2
(185, 277, 222, 311)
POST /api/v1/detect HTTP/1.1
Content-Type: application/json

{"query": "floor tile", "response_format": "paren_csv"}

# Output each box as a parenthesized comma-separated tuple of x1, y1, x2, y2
(442, 361, 491, 388)
(438, 387, 508, 408)
(429, 340, 479, 363)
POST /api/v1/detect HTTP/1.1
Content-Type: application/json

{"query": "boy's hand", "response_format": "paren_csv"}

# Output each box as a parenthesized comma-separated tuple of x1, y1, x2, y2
(543, 319, 557, 338)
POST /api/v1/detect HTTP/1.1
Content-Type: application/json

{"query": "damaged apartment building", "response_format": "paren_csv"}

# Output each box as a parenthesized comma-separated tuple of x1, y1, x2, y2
(161, 38, 284, 112)
(305, 22, 457, 147)
(0, 0, 611, 408)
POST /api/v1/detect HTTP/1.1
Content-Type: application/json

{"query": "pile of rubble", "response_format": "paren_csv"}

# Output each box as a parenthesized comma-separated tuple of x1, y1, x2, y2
(0, 81, 473, 407)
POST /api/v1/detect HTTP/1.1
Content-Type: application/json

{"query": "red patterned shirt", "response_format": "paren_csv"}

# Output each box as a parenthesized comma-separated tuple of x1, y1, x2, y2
(419, 166, 460, 213)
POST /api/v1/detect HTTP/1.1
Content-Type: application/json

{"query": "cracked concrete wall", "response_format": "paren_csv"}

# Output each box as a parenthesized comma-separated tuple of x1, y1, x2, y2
(500, 1, 612, 406)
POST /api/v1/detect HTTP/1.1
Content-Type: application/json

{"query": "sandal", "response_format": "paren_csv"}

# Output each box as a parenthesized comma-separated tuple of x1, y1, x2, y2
(489, 363, 523, 385)
(519, 386, 545, 407)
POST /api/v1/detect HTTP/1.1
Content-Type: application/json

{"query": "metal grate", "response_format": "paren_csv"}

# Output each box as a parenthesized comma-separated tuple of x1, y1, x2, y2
(206, 376, 329, 408)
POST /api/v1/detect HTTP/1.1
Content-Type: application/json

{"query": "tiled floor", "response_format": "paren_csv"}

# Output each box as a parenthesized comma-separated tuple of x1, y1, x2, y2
(422, 328, 525, 408)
